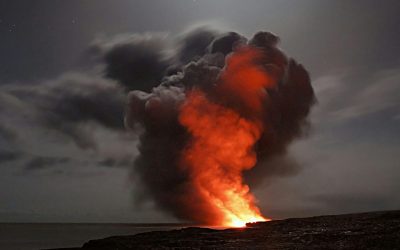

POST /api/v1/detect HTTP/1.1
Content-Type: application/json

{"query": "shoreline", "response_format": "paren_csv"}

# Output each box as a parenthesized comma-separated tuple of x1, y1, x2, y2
(47, 210, 400, 250)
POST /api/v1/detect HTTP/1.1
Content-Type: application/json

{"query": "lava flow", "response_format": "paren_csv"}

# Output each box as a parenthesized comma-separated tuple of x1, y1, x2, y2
(179, 47, 274, 227)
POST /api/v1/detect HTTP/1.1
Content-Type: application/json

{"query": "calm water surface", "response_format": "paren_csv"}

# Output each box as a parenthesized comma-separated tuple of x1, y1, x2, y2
(0, 223, 185, 250)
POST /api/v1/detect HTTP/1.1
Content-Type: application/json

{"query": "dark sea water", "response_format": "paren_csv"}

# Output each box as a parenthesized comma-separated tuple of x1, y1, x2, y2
(0, 223, 185, 250)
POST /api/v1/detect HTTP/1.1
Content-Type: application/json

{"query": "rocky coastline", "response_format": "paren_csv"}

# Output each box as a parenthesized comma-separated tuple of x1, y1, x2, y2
(48, 210, 400, 250)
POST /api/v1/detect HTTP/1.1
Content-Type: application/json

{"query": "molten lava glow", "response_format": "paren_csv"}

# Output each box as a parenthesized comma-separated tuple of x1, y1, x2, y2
(179, 47, 275, 227)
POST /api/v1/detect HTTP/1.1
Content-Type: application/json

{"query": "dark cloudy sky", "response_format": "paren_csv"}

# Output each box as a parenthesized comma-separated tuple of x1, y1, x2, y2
(0, 0, 399, 223)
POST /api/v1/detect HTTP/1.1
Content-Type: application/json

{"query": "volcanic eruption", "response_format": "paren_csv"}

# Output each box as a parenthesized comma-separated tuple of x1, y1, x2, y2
(125, 30, 315, 227)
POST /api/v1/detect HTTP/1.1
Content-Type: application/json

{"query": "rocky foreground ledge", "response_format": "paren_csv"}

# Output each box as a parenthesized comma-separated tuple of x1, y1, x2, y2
(51, 210, 400, 250)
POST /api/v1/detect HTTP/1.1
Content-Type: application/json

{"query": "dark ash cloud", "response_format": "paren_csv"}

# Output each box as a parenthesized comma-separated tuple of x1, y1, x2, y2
(89, 28, 227, 92)
(0, 26, 316, 223)
(89, 34, 171, 92)
(209, 31, 247, 56)
(175, 26, 220, 64)
(125, 30, 315, 223)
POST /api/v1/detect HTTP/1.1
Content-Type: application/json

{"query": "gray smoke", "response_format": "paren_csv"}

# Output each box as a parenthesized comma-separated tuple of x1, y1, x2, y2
(124, 29, 315, 223)
(0, 27, 315, 223)
(1, 73, 126, 149)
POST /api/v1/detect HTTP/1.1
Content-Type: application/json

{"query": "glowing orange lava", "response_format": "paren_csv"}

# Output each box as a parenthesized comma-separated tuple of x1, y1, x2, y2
(179, 46, 275, 227)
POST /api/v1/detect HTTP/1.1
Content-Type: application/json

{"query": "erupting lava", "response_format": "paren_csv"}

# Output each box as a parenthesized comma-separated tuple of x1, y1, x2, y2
(179, 47, 274, 227)
(126, 31, 315, 228)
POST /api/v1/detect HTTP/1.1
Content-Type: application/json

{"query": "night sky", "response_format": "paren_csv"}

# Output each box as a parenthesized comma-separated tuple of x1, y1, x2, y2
(0, 0, 400, 223)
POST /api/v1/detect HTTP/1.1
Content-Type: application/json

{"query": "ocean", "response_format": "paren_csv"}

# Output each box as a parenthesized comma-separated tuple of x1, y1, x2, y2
(0, 223, 185, 250)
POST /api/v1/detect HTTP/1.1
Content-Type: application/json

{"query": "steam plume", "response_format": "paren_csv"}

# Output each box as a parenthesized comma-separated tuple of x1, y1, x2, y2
(125, 30, 315, 225)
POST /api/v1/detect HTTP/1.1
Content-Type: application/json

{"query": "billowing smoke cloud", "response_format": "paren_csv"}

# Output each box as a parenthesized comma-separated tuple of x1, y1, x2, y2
(0, 27, 314, 223)
(89, 27, 222, 91)
(125, 30, 315, 224)
(175, 27, 220, 64)
(89, 33, 171, 92)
